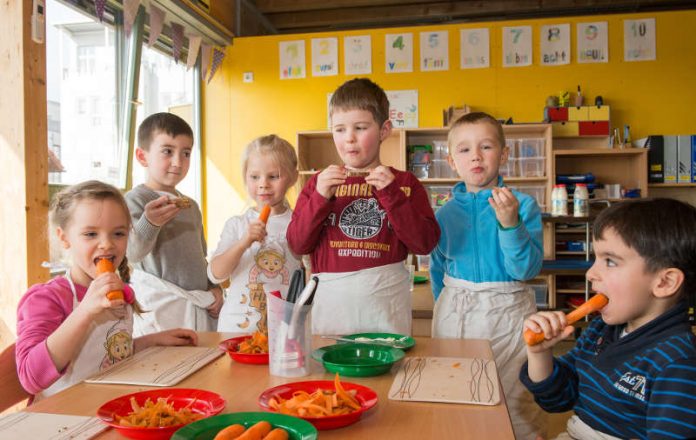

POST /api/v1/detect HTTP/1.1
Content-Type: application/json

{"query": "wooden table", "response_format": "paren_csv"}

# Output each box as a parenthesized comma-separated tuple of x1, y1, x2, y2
(27, 333, 514, 439)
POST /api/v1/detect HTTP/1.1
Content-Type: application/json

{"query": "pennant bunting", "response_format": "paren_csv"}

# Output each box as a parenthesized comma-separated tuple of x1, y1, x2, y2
(94, 0, 106, 22)
(171, 22, 185, 63)
(186, 35, 202, 71)
(147, 4, 165, 47)
(123, 0, 141, 37)
(207, 47, 226, 84)
(200, 43, 212, 83)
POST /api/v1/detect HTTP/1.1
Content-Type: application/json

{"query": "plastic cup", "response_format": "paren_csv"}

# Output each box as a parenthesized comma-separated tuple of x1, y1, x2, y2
(266, 292, 312, 377)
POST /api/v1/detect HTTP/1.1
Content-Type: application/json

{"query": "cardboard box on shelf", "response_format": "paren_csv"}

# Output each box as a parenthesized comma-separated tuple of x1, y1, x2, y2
(443, 105, 471, 127)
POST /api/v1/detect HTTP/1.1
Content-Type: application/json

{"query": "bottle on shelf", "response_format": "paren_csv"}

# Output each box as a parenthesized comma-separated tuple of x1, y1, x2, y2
(573, 184, 589, 217)
(552, 184, 568, 216)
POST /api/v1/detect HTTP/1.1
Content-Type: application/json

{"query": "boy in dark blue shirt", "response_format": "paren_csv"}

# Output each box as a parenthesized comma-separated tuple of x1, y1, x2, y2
(520, 198, 696, 440)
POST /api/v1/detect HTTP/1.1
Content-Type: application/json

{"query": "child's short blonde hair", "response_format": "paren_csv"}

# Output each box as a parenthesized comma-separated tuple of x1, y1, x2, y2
(329, 78, 390, 126)
(242, 134, 298, 179)
(447, 112, 506, 150)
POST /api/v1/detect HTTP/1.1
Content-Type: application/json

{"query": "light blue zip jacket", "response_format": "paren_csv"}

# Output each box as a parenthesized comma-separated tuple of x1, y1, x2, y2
(429, 177, 543, 299)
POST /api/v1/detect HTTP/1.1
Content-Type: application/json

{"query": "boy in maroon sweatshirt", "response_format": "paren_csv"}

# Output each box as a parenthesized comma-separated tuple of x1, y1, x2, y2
(287, 78, 440, 335)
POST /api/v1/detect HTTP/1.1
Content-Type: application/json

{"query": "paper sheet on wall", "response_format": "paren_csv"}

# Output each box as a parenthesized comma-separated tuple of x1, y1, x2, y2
(344, 35, 371, 75)
(577, 21, 608, 63)
(386, 90, 418, 128)
(420, 31, 449, 71)
(0, 412, 106, 439)
(279, 40, 306, 79)
(385, 33, 413, 73)
(85, 346, 223, 386)
(503, 26, 532, 67)
(389, 356, 501, 405)
(540, 24, 570, 65)
(460, 28, 490, 69)
(311, 37, 338, 76)
(624, 18, 656, 61)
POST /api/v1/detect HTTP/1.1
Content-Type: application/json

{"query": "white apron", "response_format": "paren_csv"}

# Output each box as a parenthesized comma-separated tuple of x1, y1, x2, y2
(36, 273, 134, 400)
(311, 262, 411, 335)
(131, 269, 215, 336)
(552, 415, 624, 440)
(432, 276, 545, 440)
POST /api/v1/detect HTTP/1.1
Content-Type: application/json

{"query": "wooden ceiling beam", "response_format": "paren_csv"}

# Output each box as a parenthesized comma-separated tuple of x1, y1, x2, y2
(264, 0, 696, 32)
(253, 0, 446, 14)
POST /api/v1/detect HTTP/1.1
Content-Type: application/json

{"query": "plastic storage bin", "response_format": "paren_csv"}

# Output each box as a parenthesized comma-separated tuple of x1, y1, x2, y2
(505, 139, 518, 158)
(518, 157, 546, 177)
(416, 254, 430, 271)
(411, 163, 430, 179)
(499, 158, 518, 177)
(518, 138, 545, 158)
(430, 159, 455, 178)
(527, 282, 548, 308)
(428, 186, 453, 208)
(432, 140, 448, 160)
(511, 185, 546, 211)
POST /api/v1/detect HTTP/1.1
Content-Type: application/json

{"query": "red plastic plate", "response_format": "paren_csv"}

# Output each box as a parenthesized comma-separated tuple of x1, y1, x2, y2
(218, 335, 269, 365)
(258, 380, 378, 430)
(97, 388, 225, 440)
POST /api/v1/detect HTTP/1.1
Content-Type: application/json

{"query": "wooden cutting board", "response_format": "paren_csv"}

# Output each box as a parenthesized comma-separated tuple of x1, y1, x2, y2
(388, 356, 500, 405)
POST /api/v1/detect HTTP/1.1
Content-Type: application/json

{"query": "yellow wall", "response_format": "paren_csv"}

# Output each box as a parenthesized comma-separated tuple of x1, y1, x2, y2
(202, 10, 696, 247)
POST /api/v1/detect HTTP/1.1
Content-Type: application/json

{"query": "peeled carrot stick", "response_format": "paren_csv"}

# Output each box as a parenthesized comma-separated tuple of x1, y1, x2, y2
(236, 421, 271, 440)
(96, 258, 124, 301)
(524, 293, 608, 346)
(259, 205, 271, 224)
(262, 428, 289, 440)
(214, 424, 246, 440)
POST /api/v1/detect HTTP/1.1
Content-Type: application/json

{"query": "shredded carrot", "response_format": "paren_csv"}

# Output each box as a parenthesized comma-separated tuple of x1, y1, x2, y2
(268, 374, 361, 417)
(114, 396, 202, 427)
(237, 331, 268, 354)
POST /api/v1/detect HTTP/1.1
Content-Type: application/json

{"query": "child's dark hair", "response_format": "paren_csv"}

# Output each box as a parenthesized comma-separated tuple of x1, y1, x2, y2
(137, 112, 193, 151)
(448, 112, 506, 150)
(329, 78, 390, 126)
(50, 180, 132, 284)
(593, 198, 696, 301)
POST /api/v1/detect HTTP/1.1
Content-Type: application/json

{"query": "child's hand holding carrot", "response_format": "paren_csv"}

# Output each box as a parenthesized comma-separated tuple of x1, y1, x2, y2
(523, 311, 575, 353)
(78, 272, 126, 317)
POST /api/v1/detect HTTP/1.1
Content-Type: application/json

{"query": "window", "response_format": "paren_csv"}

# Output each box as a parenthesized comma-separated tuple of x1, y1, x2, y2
(46, 0, 121, 187)
(131, 44, 200, 203)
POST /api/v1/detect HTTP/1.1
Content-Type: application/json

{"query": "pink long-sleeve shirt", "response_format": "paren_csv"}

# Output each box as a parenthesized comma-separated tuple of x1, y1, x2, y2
(15, 276, 134, 395)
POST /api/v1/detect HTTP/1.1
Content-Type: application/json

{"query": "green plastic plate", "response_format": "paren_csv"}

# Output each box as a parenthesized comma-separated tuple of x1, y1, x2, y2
(311, 343, 405, 377)
(413, 275, 429, 284)
(172, 412, 317, 440)
(342, 332, 415, 351)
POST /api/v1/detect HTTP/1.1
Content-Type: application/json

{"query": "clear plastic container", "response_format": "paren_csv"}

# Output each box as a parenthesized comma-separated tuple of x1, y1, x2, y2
(430, 159, 450, 178)
(432, 140, 448, 160)
(428, 186, 453, 208)
(518, 157, 546, 177)
(514, 185, 546, 211)
(505, 139, 518, 158)
(499, 158, 518, 177)
(416, 254, 431, 271)
(518, 138, 545, 158)
(410, 163, 430, 179)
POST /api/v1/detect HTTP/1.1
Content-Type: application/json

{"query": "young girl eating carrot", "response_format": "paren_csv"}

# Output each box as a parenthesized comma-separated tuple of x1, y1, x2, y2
(208, 135, 302, 333)
(15, 180, 198, 400)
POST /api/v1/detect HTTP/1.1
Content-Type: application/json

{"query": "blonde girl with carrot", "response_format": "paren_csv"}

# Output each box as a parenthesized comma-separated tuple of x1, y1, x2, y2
(15, 180, 197, 401)
(208, 135, 302, 332)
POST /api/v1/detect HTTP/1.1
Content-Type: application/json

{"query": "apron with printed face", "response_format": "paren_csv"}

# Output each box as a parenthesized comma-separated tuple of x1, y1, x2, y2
(311, 262, 411, 336)
(36, 273, 134, 400)
(432, 276, 545, 440)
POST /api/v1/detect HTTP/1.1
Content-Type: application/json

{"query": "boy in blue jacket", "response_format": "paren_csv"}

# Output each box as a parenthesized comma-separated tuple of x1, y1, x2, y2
(430, 112, 544, 439)
(521, 198, 696, 440)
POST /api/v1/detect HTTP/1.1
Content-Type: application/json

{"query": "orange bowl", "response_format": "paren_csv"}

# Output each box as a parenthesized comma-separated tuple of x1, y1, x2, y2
(96, 388, 225, 440)
(218, 335, 269, 365)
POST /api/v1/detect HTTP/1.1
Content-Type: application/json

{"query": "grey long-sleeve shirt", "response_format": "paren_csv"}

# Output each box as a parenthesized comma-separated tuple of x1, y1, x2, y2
(125, 184, 213, 291)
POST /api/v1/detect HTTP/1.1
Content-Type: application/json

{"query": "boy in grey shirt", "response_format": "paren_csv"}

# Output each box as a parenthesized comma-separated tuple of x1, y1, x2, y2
(126, 112, 222, 334)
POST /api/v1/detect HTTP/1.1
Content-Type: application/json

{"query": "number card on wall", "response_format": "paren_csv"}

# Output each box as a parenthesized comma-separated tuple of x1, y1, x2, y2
(577, 22, 608, 63)
(311, 38, 338, 76)
(460, 28, 489, 69)
(420, 31, 449, 71)
(502, 26, 532, 67)
(624, 18, 656, 61)
(540, 24, 570, 65)
(385, 33, 413, 73)
(344, 35, 372, 75)
(279, 40, 306, 79)
(386, 90, 418, 128)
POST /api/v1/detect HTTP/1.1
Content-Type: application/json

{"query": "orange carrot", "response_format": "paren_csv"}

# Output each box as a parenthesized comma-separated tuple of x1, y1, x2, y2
(259, 205, 271, 224)
(213, 424, 246, 440)
(96, 258, 124, 301)
(524, 293, 609, 346)
(262, 428, 289, 440)
(235, 421, 271, 440)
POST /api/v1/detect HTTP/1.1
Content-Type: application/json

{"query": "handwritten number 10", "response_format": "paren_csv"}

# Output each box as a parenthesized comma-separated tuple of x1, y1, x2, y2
(631, 22, 647, 37)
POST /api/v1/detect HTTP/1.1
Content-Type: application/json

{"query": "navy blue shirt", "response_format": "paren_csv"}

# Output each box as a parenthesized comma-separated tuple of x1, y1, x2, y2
(520, 301, 696, 439)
